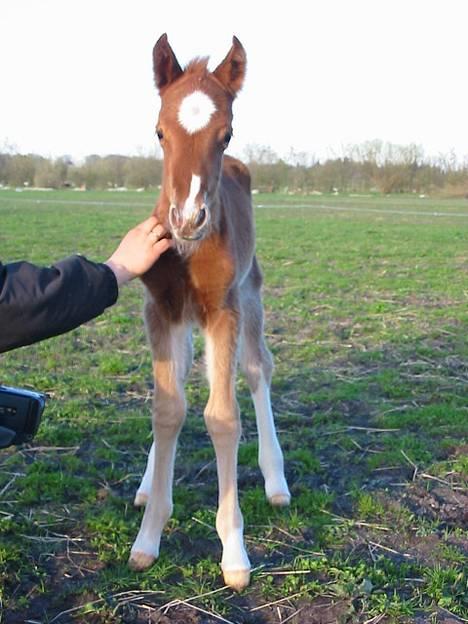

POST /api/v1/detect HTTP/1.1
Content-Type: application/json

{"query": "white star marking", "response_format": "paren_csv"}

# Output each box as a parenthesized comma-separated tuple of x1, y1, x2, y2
(178, 90, 216, 134)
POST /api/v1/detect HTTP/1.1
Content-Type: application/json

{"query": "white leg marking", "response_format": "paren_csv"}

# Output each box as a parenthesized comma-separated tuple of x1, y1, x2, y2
(220, 527, 251, 572)
(134, 441, 154, 506)
(252, 373, 290, 505)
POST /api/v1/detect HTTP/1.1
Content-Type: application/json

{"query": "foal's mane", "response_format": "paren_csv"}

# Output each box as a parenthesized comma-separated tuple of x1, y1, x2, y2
(184, 57, 210, 75)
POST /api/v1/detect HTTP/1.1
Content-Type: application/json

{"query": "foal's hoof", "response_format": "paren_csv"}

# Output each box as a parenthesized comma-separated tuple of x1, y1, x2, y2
(222, 568, 251, 592)
(133, 491, 148, 507)
(268, 493, 291, 507)
(128, 551, 156, 572)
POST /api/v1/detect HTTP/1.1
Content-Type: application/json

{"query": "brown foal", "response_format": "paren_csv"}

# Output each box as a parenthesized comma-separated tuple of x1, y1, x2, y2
(129, 34, 290, 591)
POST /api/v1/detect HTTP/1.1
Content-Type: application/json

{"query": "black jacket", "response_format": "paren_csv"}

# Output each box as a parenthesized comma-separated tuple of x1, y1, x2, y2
(0, 256, 118, 353)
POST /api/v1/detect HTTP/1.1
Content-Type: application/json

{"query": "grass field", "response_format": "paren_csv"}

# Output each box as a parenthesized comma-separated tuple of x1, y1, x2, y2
(0, 189, 467, 624)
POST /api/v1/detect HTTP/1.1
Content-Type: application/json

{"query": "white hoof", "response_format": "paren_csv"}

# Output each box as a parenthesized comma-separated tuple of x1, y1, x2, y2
(128, 550, 156, 571)
(268, 492, 291, 507)
(222, 567, 251, 591)
(265, 475, 291, 507)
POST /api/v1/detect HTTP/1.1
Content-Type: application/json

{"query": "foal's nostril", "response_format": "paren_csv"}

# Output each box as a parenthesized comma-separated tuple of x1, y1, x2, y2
(194, 207, 207, 229)
(169, 204, 182, 229)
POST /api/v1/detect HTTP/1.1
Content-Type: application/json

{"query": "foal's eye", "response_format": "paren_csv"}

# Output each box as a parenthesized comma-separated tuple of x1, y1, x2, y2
(222, 132, 232, 148)
(156, 129, 164, 141)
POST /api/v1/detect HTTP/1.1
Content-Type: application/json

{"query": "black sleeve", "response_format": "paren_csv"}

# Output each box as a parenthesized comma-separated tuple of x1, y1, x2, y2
(0, 255, 119, 353)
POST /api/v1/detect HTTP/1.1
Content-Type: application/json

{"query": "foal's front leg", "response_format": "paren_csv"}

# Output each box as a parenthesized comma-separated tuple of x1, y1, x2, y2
(129, 323, 189, 571)
(204, 308, 251, 592)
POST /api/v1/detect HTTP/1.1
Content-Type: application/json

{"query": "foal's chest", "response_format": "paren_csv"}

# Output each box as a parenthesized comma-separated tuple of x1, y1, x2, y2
(188, 235, 235, 320)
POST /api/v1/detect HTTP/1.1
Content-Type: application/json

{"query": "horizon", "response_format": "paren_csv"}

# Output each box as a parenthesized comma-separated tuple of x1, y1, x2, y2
(2, 139, 466, 169)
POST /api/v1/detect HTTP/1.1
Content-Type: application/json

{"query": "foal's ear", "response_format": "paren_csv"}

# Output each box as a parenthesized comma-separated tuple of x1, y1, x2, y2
(213, 36, 246, 96)
(153, 33, 183, 93)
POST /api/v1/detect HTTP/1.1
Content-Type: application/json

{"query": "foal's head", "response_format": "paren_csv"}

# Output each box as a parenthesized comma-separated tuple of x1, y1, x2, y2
(152, 34, 246, 250)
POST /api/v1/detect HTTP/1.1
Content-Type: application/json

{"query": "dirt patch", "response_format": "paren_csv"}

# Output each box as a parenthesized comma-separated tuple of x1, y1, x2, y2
(147, 596, 354, 624)
(403, 484, 468, 527)
(292, 597, 353, 624)
(122, 604, 210, 624)
(411, 608, 467, 624)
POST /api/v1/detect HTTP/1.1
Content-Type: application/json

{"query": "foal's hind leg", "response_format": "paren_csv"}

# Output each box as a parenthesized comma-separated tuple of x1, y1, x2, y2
(129, 316, 191, 571)
(134, 440, 154, 507)
(240, 265, 290, 506)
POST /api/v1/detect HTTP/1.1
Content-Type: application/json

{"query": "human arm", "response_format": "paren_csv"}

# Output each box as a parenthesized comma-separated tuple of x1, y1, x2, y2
(0, 216, 171, 353)
(0, 256, 119, 353)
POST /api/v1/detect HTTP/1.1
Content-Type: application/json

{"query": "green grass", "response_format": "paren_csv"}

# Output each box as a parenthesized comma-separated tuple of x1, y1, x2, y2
(0, 189, 467, 623)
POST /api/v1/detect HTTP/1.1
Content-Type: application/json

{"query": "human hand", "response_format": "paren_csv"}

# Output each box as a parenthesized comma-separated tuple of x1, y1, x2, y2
(105, 216, 173, 286)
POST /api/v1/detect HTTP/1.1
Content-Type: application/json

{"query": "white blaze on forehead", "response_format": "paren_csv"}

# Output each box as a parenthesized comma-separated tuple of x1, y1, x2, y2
(182, 174, 202, 219)
(178, 90, 216, 134)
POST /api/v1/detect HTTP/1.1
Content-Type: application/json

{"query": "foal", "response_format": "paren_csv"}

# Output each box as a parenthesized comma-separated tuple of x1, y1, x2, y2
(129, 34, 290, 591)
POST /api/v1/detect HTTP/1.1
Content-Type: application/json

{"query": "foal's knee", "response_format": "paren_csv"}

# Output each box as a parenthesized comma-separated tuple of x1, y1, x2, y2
(153, 395, 186, 434)
(204, 402, 241, 441)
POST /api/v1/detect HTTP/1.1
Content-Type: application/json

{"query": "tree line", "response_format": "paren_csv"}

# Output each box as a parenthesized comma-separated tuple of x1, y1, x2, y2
(0, 141, 467, 196)
(0, 153, 163, 191)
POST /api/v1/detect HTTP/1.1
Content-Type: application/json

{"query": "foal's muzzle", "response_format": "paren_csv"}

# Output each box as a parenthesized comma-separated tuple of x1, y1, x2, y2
(169, 203, 209, 240)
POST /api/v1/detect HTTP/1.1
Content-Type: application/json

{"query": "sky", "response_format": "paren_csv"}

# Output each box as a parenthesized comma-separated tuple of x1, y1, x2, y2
(1, 0, 467, 163)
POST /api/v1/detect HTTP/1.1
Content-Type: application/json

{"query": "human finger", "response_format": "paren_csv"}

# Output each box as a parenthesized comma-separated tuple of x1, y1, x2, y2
(148, 224, 166, 242)
(139, 215, 160, 234)
(152, 237, 173, 254)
